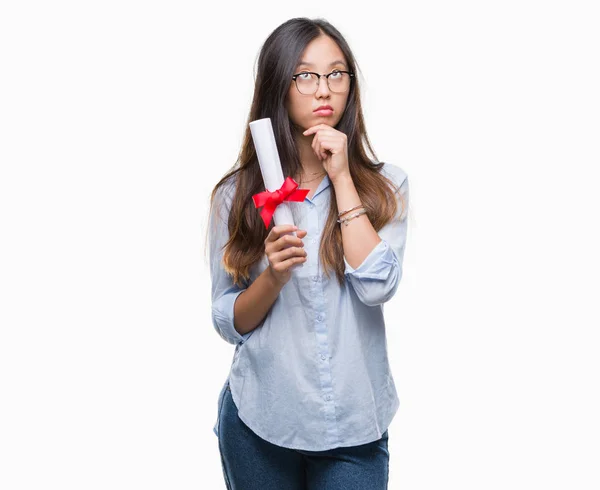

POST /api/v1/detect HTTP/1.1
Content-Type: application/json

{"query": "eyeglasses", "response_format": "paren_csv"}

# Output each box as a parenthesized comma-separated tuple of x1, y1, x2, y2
(291, 70, 355, 95)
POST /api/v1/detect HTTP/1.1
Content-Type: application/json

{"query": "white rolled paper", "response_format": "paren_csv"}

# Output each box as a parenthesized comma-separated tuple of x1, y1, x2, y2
(249, 117, 304, 269)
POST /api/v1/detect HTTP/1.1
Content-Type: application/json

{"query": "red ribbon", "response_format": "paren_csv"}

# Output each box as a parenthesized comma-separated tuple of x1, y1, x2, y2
(252, 177, 310, 229)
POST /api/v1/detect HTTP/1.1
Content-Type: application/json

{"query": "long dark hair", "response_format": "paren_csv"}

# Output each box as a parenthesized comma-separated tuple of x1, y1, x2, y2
(204, 17, 405, 287)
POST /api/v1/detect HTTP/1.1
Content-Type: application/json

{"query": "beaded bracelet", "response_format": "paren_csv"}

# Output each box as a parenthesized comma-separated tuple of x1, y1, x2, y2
(337, 208, 367, 226)
(338, 204, 364, 218)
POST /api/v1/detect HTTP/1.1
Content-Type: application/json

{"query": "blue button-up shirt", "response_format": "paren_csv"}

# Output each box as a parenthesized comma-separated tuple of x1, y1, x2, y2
(209, 162, 409, 451)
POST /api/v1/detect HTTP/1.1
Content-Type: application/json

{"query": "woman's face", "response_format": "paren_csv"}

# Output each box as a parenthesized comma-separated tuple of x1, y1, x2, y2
(286, 36, 350, 133)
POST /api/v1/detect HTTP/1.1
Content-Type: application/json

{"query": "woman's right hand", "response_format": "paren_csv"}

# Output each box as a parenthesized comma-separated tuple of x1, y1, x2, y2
(265, 224, 308, 286)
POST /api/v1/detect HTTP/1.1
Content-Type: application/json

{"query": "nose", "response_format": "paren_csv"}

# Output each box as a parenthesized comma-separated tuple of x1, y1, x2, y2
(315, 75, 331, 97)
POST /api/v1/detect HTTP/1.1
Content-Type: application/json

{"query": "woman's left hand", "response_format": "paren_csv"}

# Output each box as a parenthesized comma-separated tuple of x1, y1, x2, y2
(302, 124, 350, 183)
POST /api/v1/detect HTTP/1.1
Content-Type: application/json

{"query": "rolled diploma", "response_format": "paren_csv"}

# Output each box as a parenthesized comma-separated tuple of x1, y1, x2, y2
(249, 117, 304, 269)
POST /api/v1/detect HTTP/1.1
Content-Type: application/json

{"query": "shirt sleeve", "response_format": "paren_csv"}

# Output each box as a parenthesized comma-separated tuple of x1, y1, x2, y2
(208, 182, 253, 345)
(343, 173, 409, 307)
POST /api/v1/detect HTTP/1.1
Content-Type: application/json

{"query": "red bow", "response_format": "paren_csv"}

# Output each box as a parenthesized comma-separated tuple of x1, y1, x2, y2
(252, 177, 309, 229)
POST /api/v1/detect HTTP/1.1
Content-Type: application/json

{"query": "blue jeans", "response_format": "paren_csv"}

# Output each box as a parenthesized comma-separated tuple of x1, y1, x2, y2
(217, 382, 390, 489)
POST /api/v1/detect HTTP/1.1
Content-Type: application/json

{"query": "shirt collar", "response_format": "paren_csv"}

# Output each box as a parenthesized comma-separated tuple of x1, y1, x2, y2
(304, 173, 331, 204)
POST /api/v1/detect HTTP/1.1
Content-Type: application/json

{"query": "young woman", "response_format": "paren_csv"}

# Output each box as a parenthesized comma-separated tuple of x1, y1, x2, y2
(207, 17, 409, 490)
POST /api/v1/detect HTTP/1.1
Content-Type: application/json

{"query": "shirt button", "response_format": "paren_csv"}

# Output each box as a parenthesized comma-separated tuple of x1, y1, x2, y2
(317, 314, 324, 322)
(312, 275, 319, 282)
(325, 394, 332, 401)
(320, 354, 326, 360)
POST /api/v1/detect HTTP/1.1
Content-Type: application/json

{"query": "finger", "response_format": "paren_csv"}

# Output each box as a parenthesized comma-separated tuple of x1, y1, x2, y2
(285, 254, 308, 268)
(273, 255, 307, 273)
(315, 136, 334, 160)
(319, 139, 336, 160)
(275, 232, 303, 252)
(317, 141, 327, 161)
(302, 125, 323, 136)
(271, 245, 307, 264)
(266, 224, 297, 243)
(319, 142, 328, 160)
(315, 139, 322, 159)
(313, 135, 326, 161)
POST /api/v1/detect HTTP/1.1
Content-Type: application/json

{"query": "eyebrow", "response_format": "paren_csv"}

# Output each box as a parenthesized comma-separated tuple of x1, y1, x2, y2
(296, 60, 347, 69)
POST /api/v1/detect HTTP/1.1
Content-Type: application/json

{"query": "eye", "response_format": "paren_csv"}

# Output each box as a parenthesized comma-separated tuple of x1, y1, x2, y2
(329, 70, 342, 78)
(298, 72, 312, 79)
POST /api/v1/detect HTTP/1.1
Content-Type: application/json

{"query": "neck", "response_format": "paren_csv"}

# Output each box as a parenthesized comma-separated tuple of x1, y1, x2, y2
(295, 129, 325, 179)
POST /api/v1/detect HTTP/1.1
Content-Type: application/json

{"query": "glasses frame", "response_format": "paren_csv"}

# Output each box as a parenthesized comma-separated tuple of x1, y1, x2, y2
(291, 69, 355, 95)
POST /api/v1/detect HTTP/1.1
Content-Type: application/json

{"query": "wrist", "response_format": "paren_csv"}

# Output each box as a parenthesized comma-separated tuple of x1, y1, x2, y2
(265, 265, 286, 289)
(331, 172, 352, 186)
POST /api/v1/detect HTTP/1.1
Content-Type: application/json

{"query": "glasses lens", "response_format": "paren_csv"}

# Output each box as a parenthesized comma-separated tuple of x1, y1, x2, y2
(296, 72, 319, 95)
(328, 71, 350, 93)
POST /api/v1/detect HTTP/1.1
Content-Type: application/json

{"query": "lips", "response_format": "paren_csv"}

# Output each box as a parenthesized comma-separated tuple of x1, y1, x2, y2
(314, 105, 333, 112)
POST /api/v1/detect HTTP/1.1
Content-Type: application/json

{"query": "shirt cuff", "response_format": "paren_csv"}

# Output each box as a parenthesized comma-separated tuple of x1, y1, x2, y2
(213, 288, 250, 345)
(343, 240, 394, 280)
